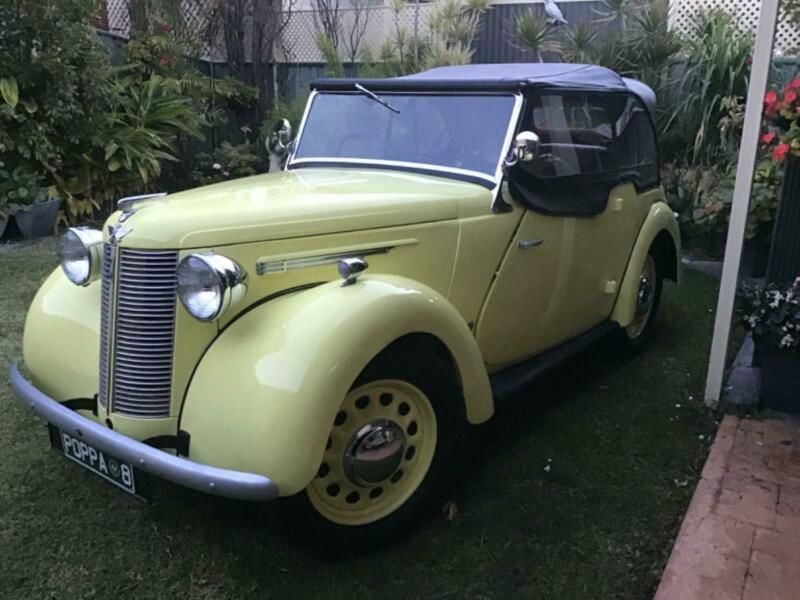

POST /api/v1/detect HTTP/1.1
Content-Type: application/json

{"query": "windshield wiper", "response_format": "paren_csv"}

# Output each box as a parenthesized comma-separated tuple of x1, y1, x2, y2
(355, 83, 400, 114)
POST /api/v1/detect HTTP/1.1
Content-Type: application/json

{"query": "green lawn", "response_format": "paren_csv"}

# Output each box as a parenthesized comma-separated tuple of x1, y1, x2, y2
(1, 240, 720, 600)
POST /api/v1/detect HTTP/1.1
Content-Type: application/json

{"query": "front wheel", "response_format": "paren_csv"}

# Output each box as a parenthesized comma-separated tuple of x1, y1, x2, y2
(293, 345, 467, 548)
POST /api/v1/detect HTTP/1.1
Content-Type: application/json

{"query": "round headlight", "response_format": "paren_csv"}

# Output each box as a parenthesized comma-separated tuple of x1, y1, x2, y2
(57, 227, 103, 286)
(177, 253, 247, 322)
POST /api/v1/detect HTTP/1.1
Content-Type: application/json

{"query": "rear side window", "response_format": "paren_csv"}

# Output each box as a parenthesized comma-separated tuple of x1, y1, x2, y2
(521, 92, 659, 189)
(613, 96, 659, 189)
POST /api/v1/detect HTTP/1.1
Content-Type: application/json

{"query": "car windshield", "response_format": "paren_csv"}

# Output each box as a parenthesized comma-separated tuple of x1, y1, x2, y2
(292, 92, 517, 179)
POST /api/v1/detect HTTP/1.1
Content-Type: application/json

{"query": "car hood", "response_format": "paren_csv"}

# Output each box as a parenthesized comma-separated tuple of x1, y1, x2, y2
(110, 168, 490, 249)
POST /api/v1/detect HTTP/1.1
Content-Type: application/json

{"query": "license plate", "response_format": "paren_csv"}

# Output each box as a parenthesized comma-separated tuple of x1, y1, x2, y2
(48, 425, 144, 498)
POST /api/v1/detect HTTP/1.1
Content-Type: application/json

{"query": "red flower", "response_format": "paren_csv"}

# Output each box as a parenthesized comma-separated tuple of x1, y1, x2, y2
(788, 78, 800, 90)
(761, 131, 776, 145)
(786, 90, 798, 104)
(162, 24, 172, 32)
(765, 90, 779, 115)
(159, 56, 170, 66)
(773, 142, 790, 162)
(766, 90, 778, 104)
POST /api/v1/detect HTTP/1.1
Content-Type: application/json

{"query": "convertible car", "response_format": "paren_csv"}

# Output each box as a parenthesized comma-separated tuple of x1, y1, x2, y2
(10, 63, 679, 546)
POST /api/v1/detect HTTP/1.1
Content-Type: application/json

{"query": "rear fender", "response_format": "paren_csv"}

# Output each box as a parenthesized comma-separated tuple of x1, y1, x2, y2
(180, 275, 492, 496)
(612, 202, 681, 328)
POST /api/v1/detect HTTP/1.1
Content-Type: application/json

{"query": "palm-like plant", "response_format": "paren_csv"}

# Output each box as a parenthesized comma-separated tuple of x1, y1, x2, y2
(515, 10, 558, 62)
(560, 22, 599, 63)
(100, 74, 206, 183)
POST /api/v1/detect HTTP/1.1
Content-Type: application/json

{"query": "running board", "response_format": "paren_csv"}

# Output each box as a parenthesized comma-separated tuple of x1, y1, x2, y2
(490, 321, 619, 401)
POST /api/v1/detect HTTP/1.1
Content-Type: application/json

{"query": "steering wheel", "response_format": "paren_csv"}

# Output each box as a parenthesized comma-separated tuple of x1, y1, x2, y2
(533, 153, 573, 177)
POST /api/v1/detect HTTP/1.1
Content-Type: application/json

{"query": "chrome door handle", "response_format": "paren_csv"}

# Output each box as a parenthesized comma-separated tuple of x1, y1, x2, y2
(518, 239, 544, 249)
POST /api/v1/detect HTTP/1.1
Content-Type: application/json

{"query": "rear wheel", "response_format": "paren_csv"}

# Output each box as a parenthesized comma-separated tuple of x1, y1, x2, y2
(620, 252, 662, 349)
(295, 345, 466, 548)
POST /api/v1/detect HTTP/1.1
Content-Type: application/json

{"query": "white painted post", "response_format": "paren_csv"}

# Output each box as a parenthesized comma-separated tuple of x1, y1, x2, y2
(704, 0, 780, 406)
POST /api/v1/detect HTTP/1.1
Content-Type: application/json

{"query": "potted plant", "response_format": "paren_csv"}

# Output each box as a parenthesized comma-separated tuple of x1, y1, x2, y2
(0, 162, 60, 240)
(738, 277, 800, 414)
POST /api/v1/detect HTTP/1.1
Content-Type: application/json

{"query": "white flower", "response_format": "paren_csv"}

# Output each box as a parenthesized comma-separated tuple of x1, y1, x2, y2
(780, 333, 795, 348)
(212, 162, 222, 170)
(544, 464, 551, 473)
(223, 170, 230, 177)
(675, 403, 682, 408)
(767, 291, 784, 308)
(698, 435, 705, 441)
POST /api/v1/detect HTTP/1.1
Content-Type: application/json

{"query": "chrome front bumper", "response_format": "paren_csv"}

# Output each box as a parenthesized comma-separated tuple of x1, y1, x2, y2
(8, 362, 280, 502)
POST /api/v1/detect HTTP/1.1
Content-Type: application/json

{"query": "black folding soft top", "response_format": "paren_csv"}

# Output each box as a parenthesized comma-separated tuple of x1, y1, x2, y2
(311, 63, 657, 117)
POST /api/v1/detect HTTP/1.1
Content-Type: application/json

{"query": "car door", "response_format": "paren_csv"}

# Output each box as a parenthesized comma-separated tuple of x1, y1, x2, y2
(475, 92, 657, 369)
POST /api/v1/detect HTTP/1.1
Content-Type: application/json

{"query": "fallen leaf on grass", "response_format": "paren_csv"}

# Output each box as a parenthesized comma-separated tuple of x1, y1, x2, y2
(442, 500, 458, 521)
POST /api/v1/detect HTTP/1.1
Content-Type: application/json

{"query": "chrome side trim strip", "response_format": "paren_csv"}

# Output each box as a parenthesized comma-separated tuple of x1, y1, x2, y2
(9, 363, 279, 502)
(255, 240, 416, 276)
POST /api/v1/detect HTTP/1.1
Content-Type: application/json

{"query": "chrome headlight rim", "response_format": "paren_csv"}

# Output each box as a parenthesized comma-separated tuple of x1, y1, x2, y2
(176, 252, 247, 322)
(57, 227, 104, 287)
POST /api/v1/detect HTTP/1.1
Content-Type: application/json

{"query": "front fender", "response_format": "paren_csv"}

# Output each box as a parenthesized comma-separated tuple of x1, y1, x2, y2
(611, 201, 681, 328)
(22, 267, 101, 405)
(179, 275, 492, 496)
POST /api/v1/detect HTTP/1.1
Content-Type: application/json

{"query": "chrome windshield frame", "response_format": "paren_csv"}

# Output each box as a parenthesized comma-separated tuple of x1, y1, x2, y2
(287, 90, 524, 198)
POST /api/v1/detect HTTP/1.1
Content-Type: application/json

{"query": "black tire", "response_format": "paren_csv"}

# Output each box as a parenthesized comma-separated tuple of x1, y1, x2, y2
(286, 342, 467, 550)
(617, 250, 663, 351)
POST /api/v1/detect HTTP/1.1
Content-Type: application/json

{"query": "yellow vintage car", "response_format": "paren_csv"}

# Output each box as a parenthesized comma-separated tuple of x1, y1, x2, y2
(10, 63, 679, 546)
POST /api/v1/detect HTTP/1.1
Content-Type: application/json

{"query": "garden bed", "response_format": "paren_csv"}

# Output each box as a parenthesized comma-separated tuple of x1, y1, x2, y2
(1, 240, 720, 599)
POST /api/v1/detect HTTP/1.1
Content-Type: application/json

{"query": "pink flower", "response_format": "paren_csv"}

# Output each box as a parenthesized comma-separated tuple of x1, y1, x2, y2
(159, 56, 170, 66)
(788, 79, 800, 91)
(786, 90, 798, 104)
(765, 90, 779, 115)
(162, 24, 172, 33)
(773, 142, 790, 162)
(761, 132, 776, 145)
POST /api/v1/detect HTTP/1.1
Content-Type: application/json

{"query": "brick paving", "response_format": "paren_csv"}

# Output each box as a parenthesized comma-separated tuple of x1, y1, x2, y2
(655, 416, 800, 600)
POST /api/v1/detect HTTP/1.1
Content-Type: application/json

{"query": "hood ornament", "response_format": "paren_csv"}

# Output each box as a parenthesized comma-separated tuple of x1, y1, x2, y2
(108, 223, 132, 245)
(117, 192, 167, 223)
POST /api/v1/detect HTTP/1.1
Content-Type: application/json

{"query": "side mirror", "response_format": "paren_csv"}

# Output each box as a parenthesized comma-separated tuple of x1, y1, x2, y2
(267, 118, 294, 156)
(503, 131, 540, 172)
(513, 131, 540, 162)
(274, 118, 292, 146)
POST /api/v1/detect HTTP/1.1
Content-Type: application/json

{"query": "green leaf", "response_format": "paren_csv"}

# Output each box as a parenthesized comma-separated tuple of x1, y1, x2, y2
(19, 97, 37, 114)
(0, 77, 19, 108)
(108, 158, 121, 172)
(104, 142, 119, 161)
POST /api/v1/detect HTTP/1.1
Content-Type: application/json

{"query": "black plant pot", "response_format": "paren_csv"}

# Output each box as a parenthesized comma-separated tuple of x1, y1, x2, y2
(12, 199, 60, 240)
(760, 349, 800, 414)
(740, 235, 770, 278)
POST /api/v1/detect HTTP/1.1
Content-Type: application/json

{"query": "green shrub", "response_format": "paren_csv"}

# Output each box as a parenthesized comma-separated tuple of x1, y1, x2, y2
(0, 0, 112, 209)
(191, 142, 265, 186)
(665, 9, 754, 165)
(663, 159, 781, 250)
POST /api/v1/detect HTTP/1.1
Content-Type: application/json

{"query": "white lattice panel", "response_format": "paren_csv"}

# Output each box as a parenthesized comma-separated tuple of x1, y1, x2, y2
(107, 0, 131, 37)
(276, 4, 436, 63)
(105, 0, 222, 60)
(669, 0, 800, 54)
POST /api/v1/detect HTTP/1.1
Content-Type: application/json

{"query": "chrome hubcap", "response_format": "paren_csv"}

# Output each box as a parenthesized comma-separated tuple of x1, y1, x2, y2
(625, 255, 657, 340)
(636, 276, 654, 316)
(343, 419, 407, 487)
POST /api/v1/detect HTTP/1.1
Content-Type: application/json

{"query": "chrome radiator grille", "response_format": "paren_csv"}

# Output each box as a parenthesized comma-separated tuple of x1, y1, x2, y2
(97, 243, 115, 409)
(99, 247, 179, 418)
